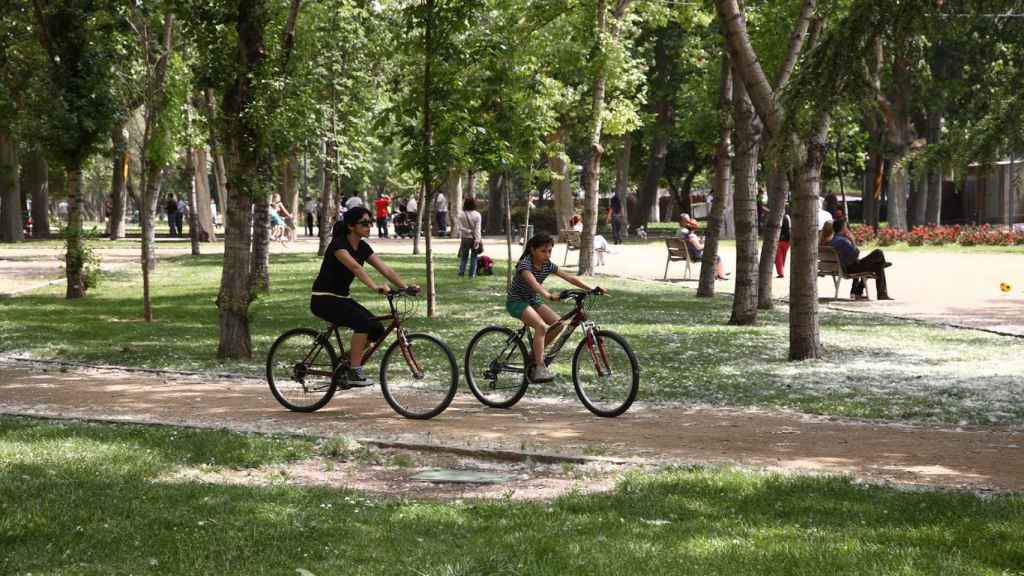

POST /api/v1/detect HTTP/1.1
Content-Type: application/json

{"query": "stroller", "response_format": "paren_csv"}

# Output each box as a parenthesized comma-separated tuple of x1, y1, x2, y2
(392, 212, 413, 238)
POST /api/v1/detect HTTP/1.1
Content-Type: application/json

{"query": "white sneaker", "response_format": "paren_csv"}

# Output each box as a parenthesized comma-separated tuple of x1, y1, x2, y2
(531, 364, 554, 383)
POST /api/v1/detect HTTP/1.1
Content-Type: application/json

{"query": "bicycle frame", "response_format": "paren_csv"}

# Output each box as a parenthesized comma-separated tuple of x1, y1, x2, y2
(301, 293, 423, 380)
(509, 291, 611, 376)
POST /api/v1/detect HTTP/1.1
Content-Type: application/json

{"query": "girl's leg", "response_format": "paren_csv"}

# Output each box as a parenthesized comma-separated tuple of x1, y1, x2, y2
(520, 306, 548, 367)
(349, 332, 368, 367)
(469, 251, 478, 277)
(458, 251, 468, 276)
(535, 303, 563, 346)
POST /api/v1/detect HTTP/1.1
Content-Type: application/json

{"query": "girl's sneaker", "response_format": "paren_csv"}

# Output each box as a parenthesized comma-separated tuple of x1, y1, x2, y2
(345, 366, 374, 387)
(531, 364, 554, 383)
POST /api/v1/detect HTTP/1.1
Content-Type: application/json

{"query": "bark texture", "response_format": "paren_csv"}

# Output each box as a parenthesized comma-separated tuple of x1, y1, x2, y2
(0, 129, 21, 243)
(728, 76, 760, 325)
(547, 130, 573, 231)
(109, 124, 128, 240)
(24, 149, 49, 238)
(697, 52, 733, 298)
(64, 168, 86, 299)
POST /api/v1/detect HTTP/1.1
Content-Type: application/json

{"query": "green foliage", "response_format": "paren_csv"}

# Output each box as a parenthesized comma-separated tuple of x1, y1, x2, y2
(59, 225, 102, 291)
(29, 0, 124, 170)
(146, 53, 192, 168)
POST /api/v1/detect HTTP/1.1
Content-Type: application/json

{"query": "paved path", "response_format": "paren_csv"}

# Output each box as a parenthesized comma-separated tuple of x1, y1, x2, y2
(2, 361, 1021, 493)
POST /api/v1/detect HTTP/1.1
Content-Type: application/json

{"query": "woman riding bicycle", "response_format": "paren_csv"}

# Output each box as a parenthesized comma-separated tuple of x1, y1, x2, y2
(506, 233, 604, 383)
(311, 206, 417, 385)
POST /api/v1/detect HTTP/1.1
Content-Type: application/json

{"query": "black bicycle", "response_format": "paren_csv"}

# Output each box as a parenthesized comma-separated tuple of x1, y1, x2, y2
(464, 289, 639, 417)
(266, 287, 458, 419)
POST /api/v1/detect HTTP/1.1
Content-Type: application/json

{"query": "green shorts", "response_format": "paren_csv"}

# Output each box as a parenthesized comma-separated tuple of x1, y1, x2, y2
(506, 297, 542, 319)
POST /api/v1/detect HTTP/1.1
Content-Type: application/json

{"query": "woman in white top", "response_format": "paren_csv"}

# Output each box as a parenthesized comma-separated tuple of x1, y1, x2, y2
(457, 197, 483, 277)
(570, 214, 610, 266)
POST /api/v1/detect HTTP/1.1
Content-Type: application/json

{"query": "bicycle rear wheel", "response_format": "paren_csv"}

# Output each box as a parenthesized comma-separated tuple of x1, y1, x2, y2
(464, 326, 529, 408)
(572, 330, 639, 417)
(380, 333, 458, 419)
(266, 328, 338, 412)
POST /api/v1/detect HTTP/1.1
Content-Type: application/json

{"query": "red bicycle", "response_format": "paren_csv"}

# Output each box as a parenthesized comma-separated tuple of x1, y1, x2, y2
(464, 289, 639, 417)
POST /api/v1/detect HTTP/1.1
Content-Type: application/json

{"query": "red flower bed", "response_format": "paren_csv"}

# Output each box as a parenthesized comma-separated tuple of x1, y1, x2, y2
(840, 224, 1021, 247)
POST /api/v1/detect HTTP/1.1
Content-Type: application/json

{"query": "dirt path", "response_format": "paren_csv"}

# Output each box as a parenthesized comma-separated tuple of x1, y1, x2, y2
(2, 361, 1021, 494)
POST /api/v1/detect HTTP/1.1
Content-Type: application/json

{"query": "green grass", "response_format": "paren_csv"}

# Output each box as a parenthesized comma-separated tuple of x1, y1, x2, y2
(2, 251, 1023, 426)
(2, 416, 1023, 575)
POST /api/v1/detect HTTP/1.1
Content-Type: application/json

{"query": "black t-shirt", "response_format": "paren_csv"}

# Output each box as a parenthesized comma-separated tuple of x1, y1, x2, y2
(312, 222, 374, 296)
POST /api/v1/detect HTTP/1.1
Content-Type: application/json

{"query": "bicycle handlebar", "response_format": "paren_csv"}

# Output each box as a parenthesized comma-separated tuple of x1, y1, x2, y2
(558, 287, 605, 301)
(387, 286, 420, 297)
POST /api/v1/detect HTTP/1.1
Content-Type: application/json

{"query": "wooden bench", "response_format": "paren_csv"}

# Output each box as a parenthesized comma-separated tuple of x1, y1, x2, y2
(818, 245, 878, 299)
(664, 237, 694, 280)
(559, 230, 581, 265)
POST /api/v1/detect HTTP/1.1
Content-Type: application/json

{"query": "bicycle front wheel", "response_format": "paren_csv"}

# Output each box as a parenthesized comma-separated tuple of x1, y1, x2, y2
(380, 333, 458, 419)
(572, 330, 639, 417)
(464, 326, 529, 408)
(266, 328, 338, 412)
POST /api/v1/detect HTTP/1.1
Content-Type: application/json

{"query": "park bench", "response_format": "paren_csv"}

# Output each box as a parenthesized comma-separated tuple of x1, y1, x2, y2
(559, 230, 581, 265)
(664, 237, 694, 280)
(818, 245, 878, 299)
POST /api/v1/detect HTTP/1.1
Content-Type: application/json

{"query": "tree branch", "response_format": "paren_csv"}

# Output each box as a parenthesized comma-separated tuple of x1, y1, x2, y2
(772, 0, 816, 91)
(281, 0, 302, 69)
(29, 0, 55, 58)
(716, 0, 782, 134)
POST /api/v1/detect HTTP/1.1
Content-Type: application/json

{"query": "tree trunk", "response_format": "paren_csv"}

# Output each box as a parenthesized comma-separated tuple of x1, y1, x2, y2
(318, 139, 336, 257)
(0, 129, 22, 243)
(217, 163, 255, 359)
(548, 129, 573, 231)
(217, 0, 269, 360)
(757, 164, 787, 309)
(698, 53, 733, 298)
(194, 149, 217, 241)
(422, 0, 436, 317)
(635, 30, 674, 231)
(887, 156, 908, 230)
(616, 134, 631, 239)
(23, 149, 49, 238)
(445, 169, 462, 232)
(728, 76, 760, 325)
(504, 171, 513, 287)
(925, 112, 942, 224)
(788, 113, 830, 360)
(863, 152, 882, 228)
(283, 150, 300, 226)
(466, 170, 475, 198)
(250, 180, 271, 293)
(580, 0, 611, 277)
(184, 148, 200, 256)
(64, 167, 86, 298)
(205, 88, 229, 221)
(486, 171, 504, 235)
(909, 163, 927, 228)
(140, 148, 165, 321)
(109, 124, 128, 240)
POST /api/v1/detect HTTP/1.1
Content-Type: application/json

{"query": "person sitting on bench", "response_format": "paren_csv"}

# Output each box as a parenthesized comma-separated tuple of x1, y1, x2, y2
(830, 218, 893, 301)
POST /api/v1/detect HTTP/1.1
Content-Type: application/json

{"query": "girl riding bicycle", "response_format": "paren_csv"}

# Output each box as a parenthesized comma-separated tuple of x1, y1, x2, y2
(506, 233, 604, 383)
(311, 206, 418, 385)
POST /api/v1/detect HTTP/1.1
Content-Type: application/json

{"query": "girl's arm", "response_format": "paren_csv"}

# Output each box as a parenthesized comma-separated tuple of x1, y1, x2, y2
(520, 269, 557, 301)
(335, 249, 387, 293)
(553, 269, 597, 292)
(367, 253, 414, 291)
(472, 211, 482, 245)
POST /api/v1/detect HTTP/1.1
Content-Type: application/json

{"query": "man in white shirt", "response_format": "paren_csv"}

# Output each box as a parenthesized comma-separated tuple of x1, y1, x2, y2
(433, 193, 449, 237)
(817, 198, 833, 231)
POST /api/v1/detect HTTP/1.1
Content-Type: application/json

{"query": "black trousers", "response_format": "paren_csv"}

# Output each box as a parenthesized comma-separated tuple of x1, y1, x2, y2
(305, 212, 314, 236)
(846, 249, 888, 297)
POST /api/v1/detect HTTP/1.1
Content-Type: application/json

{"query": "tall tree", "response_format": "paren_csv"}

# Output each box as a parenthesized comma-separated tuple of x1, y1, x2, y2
(31, 0, 122, 298)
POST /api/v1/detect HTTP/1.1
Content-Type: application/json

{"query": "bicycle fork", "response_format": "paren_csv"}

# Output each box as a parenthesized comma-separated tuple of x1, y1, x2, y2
(583, 325, 612, 377)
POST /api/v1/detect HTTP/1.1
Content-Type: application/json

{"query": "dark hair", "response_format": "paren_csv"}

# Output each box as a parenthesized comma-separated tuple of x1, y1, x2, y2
(342, 206, 372, 232)
(463, 197, 477, 211)
(833, 218, 847, 234)
(519, 233, 555, 262)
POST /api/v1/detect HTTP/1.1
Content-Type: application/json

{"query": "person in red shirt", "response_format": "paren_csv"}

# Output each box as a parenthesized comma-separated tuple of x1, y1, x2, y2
(374, 193, 391, 238)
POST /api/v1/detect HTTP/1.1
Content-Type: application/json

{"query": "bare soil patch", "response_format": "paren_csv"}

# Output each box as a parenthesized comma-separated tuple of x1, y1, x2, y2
(2, 361, 1021, 496)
